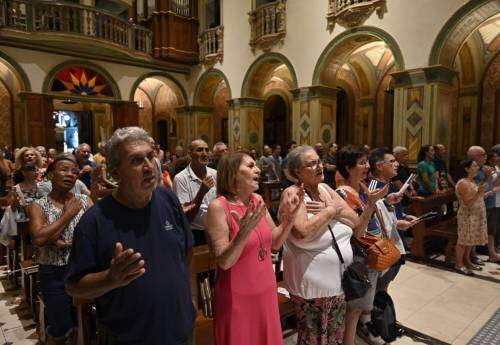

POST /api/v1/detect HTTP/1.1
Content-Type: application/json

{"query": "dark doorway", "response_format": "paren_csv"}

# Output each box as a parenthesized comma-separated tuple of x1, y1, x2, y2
(156, 120, 168, 149)
(78, 111, 93, 148)
(263, 95, 289, 150)
(221, 118, 228, 144)
(384, 89, 394, 148)
(336, 87, 352, 147)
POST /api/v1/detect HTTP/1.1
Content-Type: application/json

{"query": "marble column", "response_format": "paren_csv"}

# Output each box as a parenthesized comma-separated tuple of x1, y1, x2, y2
(391, 65, 457, 163)
(227, 98, 265, 151)
(290, 86, 338, 146)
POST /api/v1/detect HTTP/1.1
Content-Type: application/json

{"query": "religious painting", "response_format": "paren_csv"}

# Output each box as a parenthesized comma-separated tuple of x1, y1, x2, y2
(51, 66, 114, 97)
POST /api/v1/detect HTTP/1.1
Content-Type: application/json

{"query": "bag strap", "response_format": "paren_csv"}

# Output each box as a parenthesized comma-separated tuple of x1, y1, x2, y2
(327, 224, 345, 265)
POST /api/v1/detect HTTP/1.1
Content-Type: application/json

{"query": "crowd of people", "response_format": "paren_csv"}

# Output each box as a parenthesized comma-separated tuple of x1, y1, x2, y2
(0, 130, 499, 345)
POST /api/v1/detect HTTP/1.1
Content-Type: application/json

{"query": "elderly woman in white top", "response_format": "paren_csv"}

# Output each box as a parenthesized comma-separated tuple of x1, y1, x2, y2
(281, 145, 358, 345)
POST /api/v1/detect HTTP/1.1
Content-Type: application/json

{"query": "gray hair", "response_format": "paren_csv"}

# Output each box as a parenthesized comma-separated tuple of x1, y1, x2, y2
(106, 127, 150, 169)
(286, 145, 315, 179)
(213, 142, 226, 151)
(77, 143, 91, 152)
(467, 146, 484, 159)
(393, 146, 408, 155)
(492, 144, 500, 156)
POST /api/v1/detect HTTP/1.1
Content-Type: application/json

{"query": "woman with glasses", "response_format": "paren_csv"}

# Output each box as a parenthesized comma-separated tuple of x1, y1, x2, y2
(282, 145, 358, 345)
(28, 154, 92, 344)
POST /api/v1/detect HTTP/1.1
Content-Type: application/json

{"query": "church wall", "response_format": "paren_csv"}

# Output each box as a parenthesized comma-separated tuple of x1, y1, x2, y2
(192, 0, 468, 98)
(0, 45, 189, 101)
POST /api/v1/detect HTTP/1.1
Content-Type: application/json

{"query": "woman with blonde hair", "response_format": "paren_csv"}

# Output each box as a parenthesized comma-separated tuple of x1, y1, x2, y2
(14, 147, 43, 170)
(205, 151, 303, 345)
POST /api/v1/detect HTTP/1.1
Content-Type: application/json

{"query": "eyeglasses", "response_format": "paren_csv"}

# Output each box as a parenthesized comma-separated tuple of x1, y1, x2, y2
(383, 159, 397, 164)
(304, 159, 322, 169)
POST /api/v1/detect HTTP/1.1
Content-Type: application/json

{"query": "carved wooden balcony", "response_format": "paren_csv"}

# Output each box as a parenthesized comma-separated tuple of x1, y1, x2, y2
(0, 0, 152, 54)
(248, 0, 286, 52)
(198, 25, 223, 67)
(142, 0, 199, 64)
(326, 0, 387, 32)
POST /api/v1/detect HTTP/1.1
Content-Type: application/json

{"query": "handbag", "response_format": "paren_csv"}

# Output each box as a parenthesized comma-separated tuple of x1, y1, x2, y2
(327, 225, 371, 301)
(355, 201, 401, 272)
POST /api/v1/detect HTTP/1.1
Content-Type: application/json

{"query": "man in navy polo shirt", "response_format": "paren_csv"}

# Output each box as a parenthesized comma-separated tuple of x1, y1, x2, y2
(65, 127, 195, 345)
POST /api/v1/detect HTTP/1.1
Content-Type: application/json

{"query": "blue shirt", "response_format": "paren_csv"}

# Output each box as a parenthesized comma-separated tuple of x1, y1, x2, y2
(66, 187, 195, 345)
(362, 180, 404, 236)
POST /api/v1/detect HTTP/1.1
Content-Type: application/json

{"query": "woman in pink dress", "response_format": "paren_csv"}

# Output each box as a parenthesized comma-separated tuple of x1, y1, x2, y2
(205, 152, 303, 345)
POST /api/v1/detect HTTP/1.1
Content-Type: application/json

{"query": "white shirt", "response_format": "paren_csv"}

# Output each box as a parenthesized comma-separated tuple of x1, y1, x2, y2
(173, 164, 217, 230)
(283, 184, 353, 299)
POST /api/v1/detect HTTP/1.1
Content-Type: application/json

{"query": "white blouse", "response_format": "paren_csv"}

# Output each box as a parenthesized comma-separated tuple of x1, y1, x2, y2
(283, 184, 353, 299)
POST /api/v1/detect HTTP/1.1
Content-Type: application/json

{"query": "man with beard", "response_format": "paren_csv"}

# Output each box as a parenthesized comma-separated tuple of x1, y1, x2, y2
(174, 139, 217, 246)
(66, 127, 195, 345)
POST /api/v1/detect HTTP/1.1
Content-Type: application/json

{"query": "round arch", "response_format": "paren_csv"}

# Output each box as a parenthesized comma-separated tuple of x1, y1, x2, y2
(429, 0, 500, 68)
(43, 60, 121, 99)
(129, 71, 188, 105)
(312, 26, 405, 86)
(0, 48, 31, 93)
(241, 52, 298, 98)
(193, 68, 232, 106)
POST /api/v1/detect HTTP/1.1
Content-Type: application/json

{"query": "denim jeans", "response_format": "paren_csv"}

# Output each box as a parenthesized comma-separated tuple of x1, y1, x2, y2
(38, 264, 76, 339)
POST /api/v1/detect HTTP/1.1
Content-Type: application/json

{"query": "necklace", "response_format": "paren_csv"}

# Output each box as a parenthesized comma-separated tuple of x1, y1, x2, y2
(229, 197, 267, 262)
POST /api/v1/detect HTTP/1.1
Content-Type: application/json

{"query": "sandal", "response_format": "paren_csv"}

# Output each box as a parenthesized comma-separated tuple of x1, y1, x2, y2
(467, 264, 483, 271)
(454, 266, 474, 276)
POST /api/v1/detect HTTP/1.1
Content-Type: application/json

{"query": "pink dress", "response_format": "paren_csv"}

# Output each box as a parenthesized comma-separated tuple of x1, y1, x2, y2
(214, 195, 283, 345)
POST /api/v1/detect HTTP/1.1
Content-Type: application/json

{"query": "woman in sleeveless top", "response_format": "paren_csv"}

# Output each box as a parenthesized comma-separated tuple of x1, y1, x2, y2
(28, 154, 92, 344)
(455, 159, 488, 276)
(205, 152, 303, 345)
(282, 146, 359, 345)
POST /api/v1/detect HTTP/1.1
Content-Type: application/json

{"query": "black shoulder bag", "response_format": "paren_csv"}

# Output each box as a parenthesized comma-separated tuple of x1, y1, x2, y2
(327, 225, 371, 301)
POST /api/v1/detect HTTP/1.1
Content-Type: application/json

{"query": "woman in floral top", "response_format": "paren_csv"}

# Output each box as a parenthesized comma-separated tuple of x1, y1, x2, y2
(28, 154, 92, 344)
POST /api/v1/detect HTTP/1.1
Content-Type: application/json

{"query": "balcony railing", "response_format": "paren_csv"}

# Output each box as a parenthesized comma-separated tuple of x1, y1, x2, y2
(0, 0, 152, 54)
(198, 25, 223, 66)
(248, 0, 286, 52)
(327, 0, 387, 31)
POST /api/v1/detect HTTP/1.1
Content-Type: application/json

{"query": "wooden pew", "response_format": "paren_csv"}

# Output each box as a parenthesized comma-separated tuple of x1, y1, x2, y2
(74, 298, 95, 345)
(407, 190, 457, 262)
(261, 181, 282, 220)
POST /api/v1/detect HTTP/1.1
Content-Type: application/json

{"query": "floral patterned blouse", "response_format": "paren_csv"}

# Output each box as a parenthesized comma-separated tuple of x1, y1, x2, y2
(34, 194, 89, 266)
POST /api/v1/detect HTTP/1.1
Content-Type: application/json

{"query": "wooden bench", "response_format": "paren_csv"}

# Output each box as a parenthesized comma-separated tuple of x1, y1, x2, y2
(407, 190, 457, 263)
(261, 181, 282, 221)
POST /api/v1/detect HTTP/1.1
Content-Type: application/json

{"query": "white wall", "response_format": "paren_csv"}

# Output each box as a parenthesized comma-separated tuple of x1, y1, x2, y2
(193, 0, 469, 99)
(0, 46, 189, 101)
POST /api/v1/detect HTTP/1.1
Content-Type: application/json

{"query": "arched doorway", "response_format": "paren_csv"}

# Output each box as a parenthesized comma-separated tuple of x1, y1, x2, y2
(193, 69, 232, 145)
(336, 87, 351, 147)
(430, 0, 500, 155)
(313, 27, 404, 148)
(263, 94, 288, 149)
(44, 62, 121, 151)
(0, 50, 30, 148)
(241, 53, 297, 151)
(130, 73, 187, 150)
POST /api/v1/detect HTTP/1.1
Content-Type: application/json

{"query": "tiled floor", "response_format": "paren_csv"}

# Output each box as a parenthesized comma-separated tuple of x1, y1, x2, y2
(285, 261, 500, 345)
(0, 261, 498, 345)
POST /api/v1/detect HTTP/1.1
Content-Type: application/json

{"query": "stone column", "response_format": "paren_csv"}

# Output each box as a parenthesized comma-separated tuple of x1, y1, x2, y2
(290, 86, 338, 146)
(391, 65, 456, 163)
(175, 105, 215, 148)
(227, 98, 265, 151)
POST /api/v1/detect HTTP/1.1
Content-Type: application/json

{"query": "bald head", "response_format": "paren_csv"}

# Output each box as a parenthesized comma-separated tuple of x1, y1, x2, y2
(467, 146, 486, 166)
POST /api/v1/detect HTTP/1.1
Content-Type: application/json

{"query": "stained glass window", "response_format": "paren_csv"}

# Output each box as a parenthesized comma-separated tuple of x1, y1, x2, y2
(51, 66, 114, 97)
